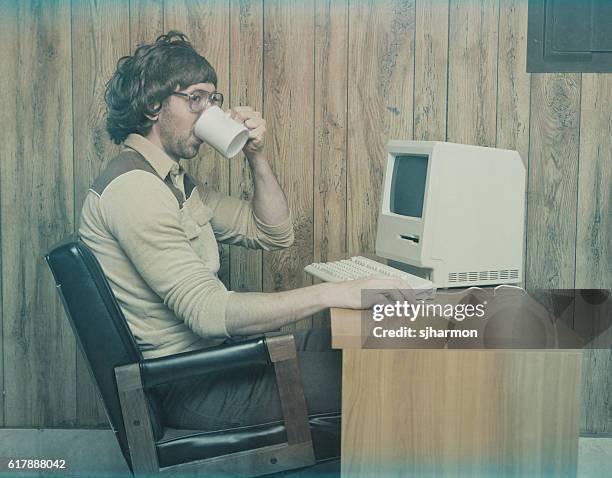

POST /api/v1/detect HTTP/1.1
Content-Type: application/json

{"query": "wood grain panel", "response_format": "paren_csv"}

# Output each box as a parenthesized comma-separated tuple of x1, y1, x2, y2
(0, 0, 17, 426)
(496, 0, 530, 283)
(576, 75, 611, 291)
(130, 0, 164, 47)
(1, 0, 76, 426)
(72, 0, 130, 427)
(165, 0, 231, 287)
(581, 349, 612, 434)
(526, 74, 580, 290)
(313, 0, 348, 327)
(73, 0, 128, 215)
(263, 0, 315, 331)
(577, 74, 612, 434)
(447, 0, 498, 146)
(229, 0, 264, 293)
(496, 0, 530, 163)
(347, 0, 415, 256)
(341, 348, 582, 476)
(314, 0, 347, 264)
(413, 0, 449, 141)
(577, 295, 612, 434)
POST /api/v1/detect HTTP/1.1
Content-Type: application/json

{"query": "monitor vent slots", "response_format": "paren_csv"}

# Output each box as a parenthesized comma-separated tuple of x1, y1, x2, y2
(449, 270, 519, 283)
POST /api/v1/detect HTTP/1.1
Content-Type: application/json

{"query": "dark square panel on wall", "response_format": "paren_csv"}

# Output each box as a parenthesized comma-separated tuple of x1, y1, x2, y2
(528, 0, 612, 72)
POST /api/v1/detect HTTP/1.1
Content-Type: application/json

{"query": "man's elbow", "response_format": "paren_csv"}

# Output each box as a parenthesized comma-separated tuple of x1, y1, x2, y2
(266, 227, 294, 250)
(257, 224, 295, 251)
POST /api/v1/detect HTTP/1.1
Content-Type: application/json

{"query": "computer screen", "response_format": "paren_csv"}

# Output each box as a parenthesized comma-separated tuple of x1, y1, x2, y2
(390, 154, 428, 218)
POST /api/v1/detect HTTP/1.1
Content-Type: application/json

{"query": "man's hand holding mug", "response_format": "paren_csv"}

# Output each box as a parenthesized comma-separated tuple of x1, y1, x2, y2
(193, 104, 266, 160)
(229, 106, 266, 160)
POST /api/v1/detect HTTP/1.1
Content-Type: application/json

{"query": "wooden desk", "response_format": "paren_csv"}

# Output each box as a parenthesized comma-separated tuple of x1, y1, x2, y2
(331, 307, 582, 477)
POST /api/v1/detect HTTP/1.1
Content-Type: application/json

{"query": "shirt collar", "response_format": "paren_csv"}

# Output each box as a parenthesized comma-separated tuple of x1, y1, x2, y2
(124, 134, 181, 179)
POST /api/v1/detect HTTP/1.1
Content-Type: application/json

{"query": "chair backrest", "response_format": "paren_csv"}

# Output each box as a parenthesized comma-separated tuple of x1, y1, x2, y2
(45, 235, 164, 472)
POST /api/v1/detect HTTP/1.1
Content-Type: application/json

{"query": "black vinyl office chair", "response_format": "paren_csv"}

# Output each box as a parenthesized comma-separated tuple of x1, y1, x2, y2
(45, 235, 340, 477)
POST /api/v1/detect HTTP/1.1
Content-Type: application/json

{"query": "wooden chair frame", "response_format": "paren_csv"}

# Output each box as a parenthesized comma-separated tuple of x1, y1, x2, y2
(114, 334, 316, 477)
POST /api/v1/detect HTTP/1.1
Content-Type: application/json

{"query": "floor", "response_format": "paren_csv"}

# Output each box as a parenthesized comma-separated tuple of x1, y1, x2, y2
(0, 429, 610, 477)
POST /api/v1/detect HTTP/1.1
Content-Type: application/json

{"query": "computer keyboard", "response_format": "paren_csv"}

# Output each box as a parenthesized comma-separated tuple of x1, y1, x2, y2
(305, 256, 436, 299)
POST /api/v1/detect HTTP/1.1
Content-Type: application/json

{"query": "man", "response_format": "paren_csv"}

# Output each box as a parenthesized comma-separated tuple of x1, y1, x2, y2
(79, 32, 413, 435)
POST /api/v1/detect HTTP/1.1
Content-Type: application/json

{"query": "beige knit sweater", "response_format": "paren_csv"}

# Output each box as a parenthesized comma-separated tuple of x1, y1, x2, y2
(78, 134, 294, 359)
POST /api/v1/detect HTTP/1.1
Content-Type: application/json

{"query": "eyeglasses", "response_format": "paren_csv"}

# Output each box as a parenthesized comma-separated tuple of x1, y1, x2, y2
(172, 90, 224, 113)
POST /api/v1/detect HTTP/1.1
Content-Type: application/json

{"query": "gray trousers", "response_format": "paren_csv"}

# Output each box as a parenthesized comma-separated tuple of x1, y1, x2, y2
(157, 327, 342, 430)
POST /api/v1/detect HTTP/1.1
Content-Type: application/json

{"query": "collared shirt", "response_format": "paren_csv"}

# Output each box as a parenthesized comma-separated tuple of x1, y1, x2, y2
(78, 134, 294, 359)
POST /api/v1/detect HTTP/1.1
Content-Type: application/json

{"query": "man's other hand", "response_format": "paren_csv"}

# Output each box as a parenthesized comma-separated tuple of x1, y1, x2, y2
(327, 277, 418, 310)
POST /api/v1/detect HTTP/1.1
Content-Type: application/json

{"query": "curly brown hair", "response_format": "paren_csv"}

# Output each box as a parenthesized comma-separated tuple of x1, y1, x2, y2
(105, 31, 217, 144)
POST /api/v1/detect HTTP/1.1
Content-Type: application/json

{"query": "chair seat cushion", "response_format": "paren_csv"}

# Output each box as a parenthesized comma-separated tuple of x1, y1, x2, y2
(156, 412, 340, 468)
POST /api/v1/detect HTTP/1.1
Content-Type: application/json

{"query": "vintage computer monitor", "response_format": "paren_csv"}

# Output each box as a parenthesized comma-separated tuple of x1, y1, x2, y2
(375, 141, 526, 289)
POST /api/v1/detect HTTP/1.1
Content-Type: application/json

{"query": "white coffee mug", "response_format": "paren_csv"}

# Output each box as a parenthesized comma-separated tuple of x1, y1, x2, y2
(194, 106, 250, 158)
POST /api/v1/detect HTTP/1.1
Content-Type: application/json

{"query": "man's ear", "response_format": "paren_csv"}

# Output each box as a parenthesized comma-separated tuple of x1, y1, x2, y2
(145, 103, 161, 121)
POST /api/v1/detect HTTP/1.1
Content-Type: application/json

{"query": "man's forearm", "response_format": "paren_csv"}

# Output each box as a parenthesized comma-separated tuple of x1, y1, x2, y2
(248, 153, 290, 224)
(225, 282, 333, 336)
(224, 274, 419, 337)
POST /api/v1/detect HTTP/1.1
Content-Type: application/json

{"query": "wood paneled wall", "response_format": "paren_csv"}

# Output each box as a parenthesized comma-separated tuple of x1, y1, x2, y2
(0, 0, 609, 432)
